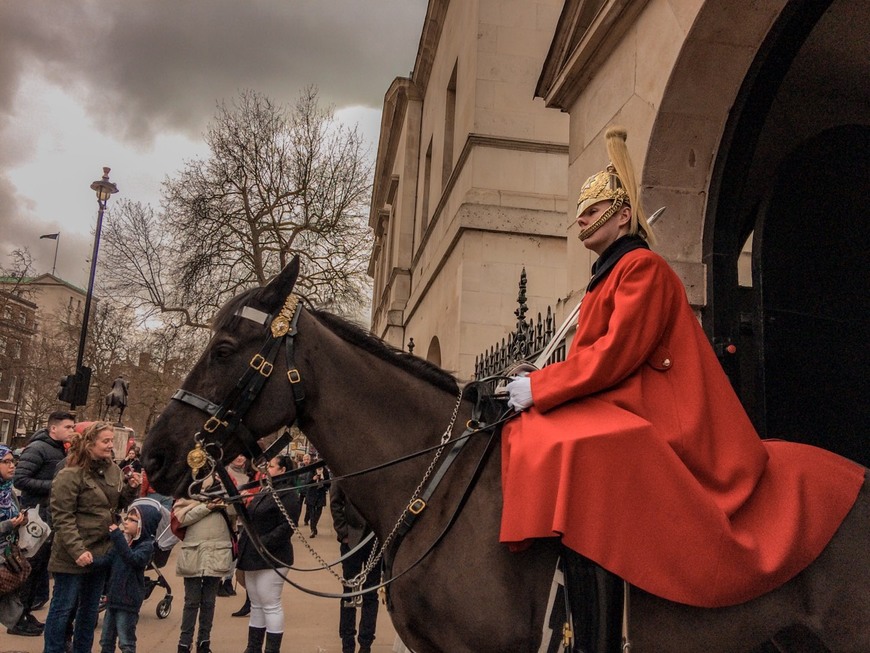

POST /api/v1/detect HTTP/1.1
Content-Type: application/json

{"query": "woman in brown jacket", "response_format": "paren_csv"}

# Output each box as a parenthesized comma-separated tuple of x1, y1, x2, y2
(43, 421, 140, 653)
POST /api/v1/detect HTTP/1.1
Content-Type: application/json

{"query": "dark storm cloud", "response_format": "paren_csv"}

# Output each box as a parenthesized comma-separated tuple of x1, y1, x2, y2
(0, 1, 427, 280)
(1, 1, 426, 143)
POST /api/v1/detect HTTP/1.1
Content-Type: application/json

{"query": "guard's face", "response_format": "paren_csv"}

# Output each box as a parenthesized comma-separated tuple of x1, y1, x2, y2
(576, 201, 631, 255)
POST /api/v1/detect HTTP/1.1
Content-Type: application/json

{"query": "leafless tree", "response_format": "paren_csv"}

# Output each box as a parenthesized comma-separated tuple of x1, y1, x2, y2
(102, 87, 373, 329)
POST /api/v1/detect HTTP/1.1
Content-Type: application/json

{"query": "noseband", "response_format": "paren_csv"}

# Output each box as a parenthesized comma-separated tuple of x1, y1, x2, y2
(172, 292, 305, 470)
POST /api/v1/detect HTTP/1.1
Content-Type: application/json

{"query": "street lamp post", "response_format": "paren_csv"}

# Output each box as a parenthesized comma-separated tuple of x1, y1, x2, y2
(69, 167, 119, 411)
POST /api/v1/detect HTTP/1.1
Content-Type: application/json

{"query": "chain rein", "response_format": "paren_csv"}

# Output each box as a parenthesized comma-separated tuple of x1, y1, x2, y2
(262, 387, 464, 591)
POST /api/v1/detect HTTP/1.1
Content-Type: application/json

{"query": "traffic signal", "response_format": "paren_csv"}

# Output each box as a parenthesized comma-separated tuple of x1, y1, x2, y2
(58, 374, 76, 404)
(74, 366, 91, 407)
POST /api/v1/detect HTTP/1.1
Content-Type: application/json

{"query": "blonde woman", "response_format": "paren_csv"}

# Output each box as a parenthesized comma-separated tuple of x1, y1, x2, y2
(43, 421, 140, 653)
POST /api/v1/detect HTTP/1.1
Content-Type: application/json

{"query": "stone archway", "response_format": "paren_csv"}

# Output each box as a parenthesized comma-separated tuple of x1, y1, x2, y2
(645, 0, 868, 462)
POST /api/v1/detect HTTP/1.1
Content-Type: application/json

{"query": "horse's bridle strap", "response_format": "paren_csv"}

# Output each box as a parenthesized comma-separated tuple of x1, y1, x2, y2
(173, 389, 221, 416)
(172, 292, 304, 461)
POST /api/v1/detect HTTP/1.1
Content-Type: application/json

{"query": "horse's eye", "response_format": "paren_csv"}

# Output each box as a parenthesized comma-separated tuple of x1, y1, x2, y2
(212, 343, 235, 360)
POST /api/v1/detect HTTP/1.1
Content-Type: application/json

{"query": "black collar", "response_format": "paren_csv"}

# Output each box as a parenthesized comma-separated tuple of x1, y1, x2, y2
(587, 235, 649, 292)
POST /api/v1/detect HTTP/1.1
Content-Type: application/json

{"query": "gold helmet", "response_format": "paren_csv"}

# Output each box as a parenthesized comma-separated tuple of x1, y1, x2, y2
(576, 126, 655, 244)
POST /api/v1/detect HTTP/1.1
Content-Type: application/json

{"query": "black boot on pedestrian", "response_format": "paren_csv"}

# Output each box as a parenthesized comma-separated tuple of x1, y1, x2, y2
(23, 611, 44, 628)
(232, 596, 251, 617)
(264, 631, 283, 653)
(341, 637, 355, 653)
(197, 640, 212, 653)
(244, 625, 267, 653)
(358, 647, 372, 653)
(177, 644, 190, 653)
(7, 616, 42, 636)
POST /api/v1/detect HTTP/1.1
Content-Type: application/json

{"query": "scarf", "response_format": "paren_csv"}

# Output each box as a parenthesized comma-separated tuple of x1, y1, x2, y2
(0, 444, 18, 521)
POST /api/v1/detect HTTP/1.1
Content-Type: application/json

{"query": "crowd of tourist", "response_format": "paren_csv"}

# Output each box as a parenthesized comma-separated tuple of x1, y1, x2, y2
(0, 414, 380, 652)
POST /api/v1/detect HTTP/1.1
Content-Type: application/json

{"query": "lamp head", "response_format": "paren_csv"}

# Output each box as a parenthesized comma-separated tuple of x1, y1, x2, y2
(90, 167, 119, 202)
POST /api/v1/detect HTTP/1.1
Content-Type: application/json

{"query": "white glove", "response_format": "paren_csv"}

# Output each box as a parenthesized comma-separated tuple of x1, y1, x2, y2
(505, 376, 533, 412)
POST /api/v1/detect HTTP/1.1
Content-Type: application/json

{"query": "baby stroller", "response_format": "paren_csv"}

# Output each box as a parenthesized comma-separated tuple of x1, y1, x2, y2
(130, 496, 180, 619)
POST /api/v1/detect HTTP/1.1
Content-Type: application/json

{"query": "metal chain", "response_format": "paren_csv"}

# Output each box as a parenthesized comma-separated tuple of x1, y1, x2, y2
(261, 387, 464, 589)
(350, 387, 464, 586)
(262, 470, 349, 585)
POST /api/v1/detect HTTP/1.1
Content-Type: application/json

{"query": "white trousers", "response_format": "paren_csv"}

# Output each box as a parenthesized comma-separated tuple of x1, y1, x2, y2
(245, 567, 287, 633)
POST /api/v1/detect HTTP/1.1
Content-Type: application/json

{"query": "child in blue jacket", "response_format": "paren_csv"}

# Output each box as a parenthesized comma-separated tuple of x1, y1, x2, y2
(97, 502, 161, 653)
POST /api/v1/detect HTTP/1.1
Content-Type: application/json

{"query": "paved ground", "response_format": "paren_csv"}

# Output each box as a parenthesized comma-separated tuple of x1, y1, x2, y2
(2, 510, 400, 653)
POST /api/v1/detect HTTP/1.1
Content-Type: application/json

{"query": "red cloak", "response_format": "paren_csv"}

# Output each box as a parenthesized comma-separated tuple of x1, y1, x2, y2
(499, 247, 864, 607)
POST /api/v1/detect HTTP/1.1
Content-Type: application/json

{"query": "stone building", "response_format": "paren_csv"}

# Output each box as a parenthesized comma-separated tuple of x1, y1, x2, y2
(0, 290, 37, 445)
(368, 0, 570, 377)
(369, 0, 868, 465)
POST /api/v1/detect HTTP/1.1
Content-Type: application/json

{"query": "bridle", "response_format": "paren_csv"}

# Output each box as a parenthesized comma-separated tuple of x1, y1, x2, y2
(173, 292, 306, 471)
(169, 288, 512, 600)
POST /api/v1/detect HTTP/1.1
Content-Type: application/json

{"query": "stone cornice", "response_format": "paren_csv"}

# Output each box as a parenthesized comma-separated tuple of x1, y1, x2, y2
(537, 0, 651, 109)
(411, 0, 449, 95)
(411, 133, 569, 269)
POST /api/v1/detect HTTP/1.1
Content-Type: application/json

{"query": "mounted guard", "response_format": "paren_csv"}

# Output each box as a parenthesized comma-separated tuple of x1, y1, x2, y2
(501, 127, 865, 650)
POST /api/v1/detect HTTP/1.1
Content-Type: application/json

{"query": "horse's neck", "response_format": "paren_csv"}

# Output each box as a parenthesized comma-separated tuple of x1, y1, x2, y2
(297, 315, 468, 531)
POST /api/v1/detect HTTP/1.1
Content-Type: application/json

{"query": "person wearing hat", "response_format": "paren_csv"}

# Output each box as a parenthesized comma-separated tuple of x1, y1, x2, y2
(501, 127, 864, 651)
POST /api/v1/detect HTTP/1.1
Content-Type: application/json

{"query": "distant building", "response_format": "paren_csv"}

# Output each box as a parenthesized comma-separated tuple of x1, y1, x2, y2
(0, 290, 37, 445)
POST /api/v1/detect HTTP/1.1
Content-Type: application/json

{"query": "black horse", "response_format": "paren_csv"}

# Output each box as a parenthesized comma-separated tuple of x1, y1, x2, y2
(143, 259, 869, 652)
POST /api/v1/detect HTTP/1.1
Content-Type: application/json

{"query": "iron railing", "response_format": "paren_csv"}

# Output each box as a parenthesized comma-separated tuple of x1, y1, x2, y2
(473, 268, 566, 379)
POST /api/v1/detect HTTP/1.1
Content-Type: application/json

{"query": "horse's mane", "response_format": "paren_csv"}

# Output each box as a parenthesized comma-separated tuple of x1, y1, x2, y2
(212, 288, 460, 394)
(309, 309, 460, 394)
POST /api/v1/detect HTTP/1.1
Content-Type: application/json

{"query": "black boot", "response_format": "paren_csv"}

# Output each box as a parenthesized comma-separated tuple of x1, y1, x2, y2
(244, 626, 266, 653)
(264, 631, 283, 653)
(562, 548, 623, 653)
(232, 595, 251, 617)
(197, 640, 212, 653)
(177, 645, 191, 653)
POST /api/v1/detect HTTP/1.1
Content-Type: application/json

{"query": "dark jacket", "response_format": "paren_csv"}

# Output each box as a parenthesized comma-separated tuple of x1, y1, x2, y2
(237, 485, 301, 571)
(12, 429, 66, 520)
(304, 467, 330, 508)
(96, 504, 161, 613)
(329, 481, 370, 548)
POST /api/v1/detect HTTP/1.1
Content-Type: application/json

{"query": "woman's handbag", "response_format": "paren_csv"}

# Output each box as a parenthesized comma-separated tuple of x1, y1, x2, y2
(0, 544, 32, 595)
(18, 508, 51, 558)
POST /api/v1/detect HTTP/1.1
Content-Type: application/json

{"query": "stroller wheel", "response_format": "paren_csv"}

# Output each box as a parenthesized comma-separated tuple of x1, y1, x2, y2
(156, 596, 172, 619)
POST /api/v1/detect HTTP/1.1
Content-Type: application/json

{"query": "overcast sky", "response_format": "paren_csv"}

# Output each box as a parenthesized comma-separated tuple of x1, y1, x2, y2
(0, 1, 427, 287)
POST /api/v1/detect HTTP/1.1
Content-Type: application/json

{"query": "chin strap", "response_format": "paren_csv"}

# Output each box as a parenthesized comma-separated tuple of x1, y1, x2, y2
(578, 195, 625, 241)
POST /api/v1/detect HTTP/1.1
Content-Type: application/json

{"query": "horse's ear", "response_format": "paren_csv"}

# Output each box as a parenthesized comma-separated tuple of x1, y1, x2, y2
(261, 256, 300, 312)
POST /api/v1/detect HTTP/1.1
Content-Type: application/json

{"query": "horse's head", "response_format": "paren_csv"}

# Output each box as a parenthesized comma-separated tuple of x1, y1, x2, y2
(142, 257, 303, 496)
